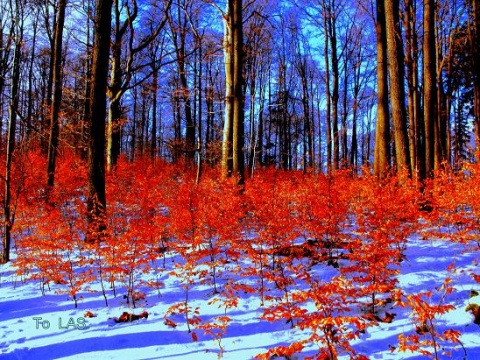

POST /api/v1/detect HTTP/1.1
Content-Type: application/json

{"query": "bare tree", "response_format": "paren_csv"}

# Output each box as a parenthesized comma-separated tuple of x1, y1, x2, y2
(373, 0, 391, 178)
(46, 0, 68, 189)
(384, 0, 410, 174)
(3, 0, 25, 263)
(219, 0, 245, 184)
(423, 0, 437, 175)
(86, 0, 113, 240)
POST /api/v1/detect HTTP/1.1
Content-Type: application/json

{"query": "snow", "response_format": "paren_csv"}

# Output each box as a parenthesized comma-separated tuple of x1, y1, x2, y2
(2, 234, 480, 360)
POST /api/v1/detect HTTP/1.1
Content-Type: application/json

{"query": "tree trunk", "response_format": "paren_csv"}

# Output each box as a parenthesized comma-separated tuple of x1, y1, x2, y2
(3, 3, 23, 263)
(151, 67, 159, 159)
(26, 11, 39, 141)
(107, 0, 128, 171)
(86, 0, 113, 241)
(472, 0, 480, 157)
(404, 0, 424, 177)
(221, 0, 244, 184)
(47, 0, 67, 188)
(423, 0, 436, 175)
(374, 0, 391, 178)
(384, 0, 411, 175)
(329, 5, 340, 171)
(232, 0, 245, 184)
(322, 4, 332, 172)
(221, 6, 234, 179)
(81, 2, 92, 160)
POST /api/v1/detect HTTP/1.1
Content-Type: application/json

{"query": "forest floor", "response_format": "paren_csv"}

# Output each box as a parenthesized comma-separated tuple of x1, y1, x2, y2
(2, 229, 480, 360)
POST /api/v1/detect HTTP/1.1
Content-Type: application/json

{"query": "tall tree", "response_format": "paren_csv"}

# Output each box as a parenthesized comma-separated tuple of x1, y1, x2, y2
(423, 0, 437, 175)
(384, 0, 410, 174)
(86, 0, 113, 240)
(323, 0, 340, 170)
(46, 0, 68, 189)
(2, 0, 24, 263)
(221, 0, 245, 184)
(373, 0, 391, 178)
(403, 0, 423, 177)
(232, 0, 245, 183)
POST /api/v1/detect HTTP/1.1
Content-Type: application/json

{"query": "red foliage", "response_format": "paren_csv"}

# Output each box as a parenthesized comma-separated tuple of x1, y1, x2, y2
(9, 149, 480, 359)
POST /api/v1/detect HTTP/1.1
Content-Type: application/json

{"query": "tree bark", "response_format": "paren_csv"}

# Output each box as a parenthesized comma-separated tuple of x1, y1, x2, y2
(404, 0, 424, 177)
(86, 0, 113, 241)
(423, 0, 437, 175)
(47, 0, 67, 188)
(232, 0, 245, 184)
(221, 0, 244, 184)
(373, 0, 391, 178)
(221, 5, 234, 179)
(3, 0, 23, 263)
(384, 0, 411, 175)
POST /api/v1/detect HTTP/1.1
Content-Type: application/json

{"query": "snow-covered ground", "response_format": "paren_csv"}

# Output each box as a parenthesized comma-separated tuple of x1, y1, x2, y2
(2, 233, 480, 360)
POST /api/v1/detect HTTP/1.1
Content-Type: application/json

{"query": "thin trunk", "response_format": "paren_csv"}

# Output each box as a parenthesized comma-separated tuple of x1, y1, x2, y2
(221, 4, 233, 179)
(151, 67, 158, 159)
(47, 0, 67, 188)
(472, 0, 480, 157)
(26, 12, 38, 141)
(323, 5, 332, 172)
(3, 6, 22, 263)
(404, 0, 423, 176)
(423, 0, 437, 175)
(232, 0, 245, 184)
(341, 55, 348, 167)
(328, 5, 340, 171)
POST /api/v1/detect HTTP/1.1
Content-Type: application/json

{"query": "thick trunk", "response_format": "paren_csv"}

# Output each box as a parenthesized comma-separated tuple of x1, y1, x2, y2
(107, 0, 126, 171)
(221, 0, 244, 184)
(384, 0, 410, 175)
(87, 0, 113, 241)
(374, 0, 391, 178)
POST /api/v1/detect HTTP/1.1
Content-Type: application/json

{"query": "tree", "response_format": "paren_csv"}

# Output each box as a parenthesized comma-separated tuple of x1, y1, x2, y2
(423, 0, 437, 175)
(373, 0, 390, 178)
(403, 0, 424, 177)
(220, 0, 245, 184)
(2, 0, 25, 263)
(86, 0, 113, 240)
(323, 0, 340, 171)
(46, 0, 68, 189)
(384, 0, 410, 175)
